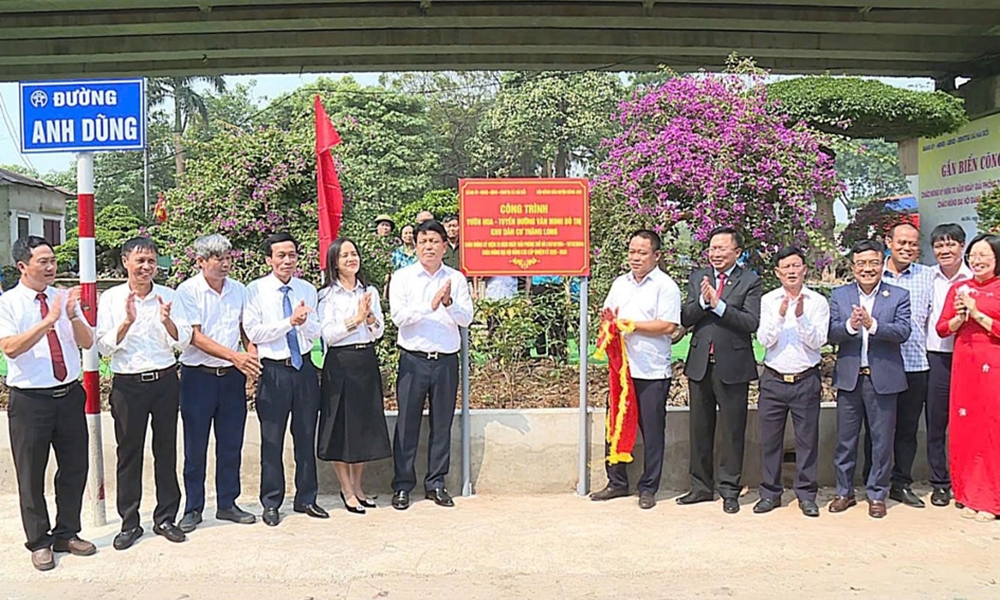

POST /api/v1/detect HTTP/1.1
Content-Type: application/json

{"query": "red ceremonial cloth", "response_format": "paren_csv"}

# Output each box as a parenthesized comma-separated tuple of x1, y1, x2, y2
(314, 95, 344, 270)
(595, 315, 639, 464)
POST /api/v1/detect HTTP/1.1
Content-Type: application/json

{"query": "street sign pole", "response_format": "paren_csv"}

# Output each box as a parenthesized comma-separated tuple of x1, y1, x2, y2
(577, 277, 589, 496)
(461, 326, 472, 497)
(77, 152, 106, 527)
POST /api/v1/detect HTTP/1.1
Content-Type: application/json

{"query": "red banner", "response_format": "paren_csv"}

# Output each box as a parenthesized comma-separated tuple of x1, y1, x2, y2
(458, 178, 590, 277)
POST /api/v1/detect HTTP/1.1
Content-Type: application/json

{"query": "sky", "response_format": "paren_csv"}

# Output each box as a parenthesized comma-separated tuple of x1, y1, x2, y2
(0, 71, 933, 181)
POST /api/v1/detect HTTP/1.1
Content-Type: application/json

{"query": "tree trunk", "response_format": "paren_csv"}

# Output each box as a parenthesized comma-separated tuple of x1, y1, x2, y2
(814, 192, 837, 282)
(173, 101, 185, 177)
(555, 148, 569, 178)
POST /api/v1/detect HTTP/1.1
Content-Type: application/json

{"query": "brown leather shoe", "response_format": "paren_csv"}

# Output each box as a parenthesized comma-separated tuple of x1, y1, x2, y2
(31, 547, 55, 571)
(868, 500, 887, 519)
(828, 495, 857, 513)
(53, 536, 96, 556)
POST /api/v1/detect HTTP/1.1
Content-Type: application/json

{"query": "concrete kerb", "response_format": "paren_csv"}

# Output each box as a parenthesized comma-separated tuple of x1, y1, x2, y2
(0, 404, 931, 506)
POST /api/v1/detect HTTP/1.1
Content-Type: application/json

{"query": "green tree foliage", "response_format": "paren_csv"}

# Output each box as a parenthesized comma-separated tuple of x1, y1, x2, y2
(768, 75, 967, 141)
(149, 76, 227, 177)
(469, 71, 625, 177)
(831, 137, 910, 214)
(0, 163, 40, 179)
(57, 204, 148, 275)
(395, 189, 459, 227)
(975, 186, 1000, 234)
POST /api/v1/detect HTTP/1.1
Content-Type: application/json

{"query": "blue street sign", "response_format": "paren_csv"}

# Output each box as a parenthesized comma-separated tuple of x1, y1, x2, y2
(18, 78, 146, 153)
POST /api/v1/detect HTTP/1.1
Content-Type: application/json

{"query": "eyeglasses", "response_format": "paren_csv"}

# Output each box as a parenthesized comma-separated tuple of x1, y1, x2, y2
(853, 260, 882, 268)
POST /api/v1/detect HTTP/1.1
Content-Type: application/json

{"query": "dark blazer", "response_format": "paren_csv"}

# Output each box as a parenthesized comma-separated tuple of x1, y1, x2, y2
(828, 281, 911, 395)
(681, 266, 762, 384)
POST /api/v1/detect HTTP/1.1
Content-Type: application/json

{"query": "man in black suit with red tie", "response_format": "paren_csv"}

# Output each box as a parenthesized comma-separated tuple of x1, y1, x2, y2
(677, 227, 762, 514)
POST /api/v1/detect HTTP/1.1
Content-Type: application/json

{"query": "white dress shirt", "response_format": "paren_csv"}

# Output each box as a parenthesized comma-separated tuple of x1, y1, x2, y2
(97, 283, 191, 374)
(174, 272, 246, 368)
(603, 267, 681, 380)
(757, 286, 829, 374)
(927, 263, 973, 353)
(390, 262, 474, 354)
(0, 283, 84, 388)
(243, 274, 321, 360)
(318, 280, 384, 347)
(845, 285, 880, 368)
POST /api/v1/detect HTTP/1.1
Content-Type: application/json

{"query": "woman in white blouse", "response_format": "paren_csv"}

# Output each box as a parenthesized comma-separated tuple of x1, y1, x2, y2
(317, 238, 391, 514)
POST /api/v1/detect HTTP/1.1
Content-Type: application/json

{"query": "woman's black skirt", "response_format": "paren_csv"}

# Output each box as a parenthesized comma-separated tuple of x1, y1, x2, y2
(317, 343, 391, 463)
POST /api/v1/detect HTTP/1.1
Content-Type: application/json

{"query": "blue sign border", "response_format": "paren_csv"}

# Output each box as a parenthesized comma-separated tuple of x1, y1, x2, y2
(18, 78, 146, 154)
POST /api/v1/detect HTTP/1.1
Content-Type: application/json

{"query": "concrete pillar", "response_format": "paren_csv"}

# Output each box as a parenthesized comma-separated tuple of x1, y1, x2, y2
(957, 75, 1000, 120)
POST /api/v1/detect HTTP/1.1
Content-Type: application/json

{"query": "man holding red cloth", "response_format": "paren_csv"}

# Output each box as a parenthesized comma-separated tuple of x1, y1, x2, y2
(590, 230, 681, 509)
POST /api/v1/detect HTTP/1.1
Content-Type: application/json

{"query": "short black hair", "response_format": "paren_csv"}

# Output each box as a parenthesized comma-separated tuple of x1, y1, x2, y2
(708, 226, 744, 249)
(965, 233, 1000, 276)
(886, 221, 918, 239)
(415, 219, 447, 242)
(121, 236, 158, 258)
(442, 215, 459, 224)
(931, 223, 966, 247)
(629, 229, 662, 253)
(774, 246, 806, 267)
(12, 235, 53, 266)
(850, 239, 884, 260)
(263, 232, 298, 258)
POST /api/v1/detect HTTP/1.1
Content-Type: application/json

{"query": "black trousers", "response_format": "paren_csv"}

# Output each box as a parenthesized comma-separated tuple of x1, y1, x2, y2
(687, 362, 750, 499)
(8, 383, 88, 551)
(926, 352, 953, 488)
(392, 350, 459, 493)
(757, 368, 821, 502)
(180, 366, 248, 514)
(110, 370, 181, 531)
(606, 378, 672, 494)
(256, 357, 319, 510)
(862, 370, 927, 488)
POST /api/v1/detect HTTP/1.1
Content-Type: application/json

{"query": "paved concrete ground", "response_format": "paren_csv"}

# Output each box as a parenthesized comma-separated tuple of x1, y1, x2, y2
(1, 487, 998, 600)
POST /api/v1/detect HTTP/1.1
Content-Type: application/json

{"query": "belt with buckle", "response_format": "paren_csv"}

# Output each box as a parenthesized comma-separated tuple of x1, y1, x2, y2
(766, 365, 819, 384)
(261, 355, 311, 368)
(115, 365, 176, 383)
(708, 354, 716, 363)
(402, 348, 456, 361)
(186, 365, 235, 377)
(330, 342, 374, 351)
(15, 381, 79, 398)
(859, 367, 872, 376)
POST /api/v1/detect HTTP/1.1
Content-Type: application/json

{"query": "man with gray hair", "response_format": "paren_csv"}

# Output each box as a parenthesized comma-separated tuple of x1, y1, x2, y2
(174, 234, 261, 533)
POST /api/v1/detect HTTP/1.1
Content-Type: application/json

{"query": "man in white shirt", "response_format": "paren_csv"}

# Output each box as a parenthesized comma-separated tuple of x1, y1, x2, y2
(925, 223, 973, 507)
(0, 236, 95, 571)
(389, 220, 474, 510)
(243, 232, 326, 526)
(753, 247, 829, 518)
(174, 234, 260, 533)
(589, 230, 681, 510)
(97, 237, 191, 549)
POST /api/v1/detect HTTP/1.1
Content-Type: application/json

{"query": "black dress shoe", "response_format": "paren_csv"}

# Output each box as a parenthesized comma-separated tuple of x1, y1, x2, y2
(723, 497, 740, 514)
(153, 522, 187, 543)
(889, 486, 926, 508)
(178, 510, 202, 533)
(590, 485, 629, 501)
(262, 508, 280, 527)
(293, 503, 330, 519)
(113, 526, 144, 551)
(753, 497, 780, 514)
(358, 496, 377, 509)
(391, 490, 410, 510)
(799, 499, 820, 517)
(217, 505, 256, 524)
(425, 488, 455, 507)
(956, 501, 965, 509)
(931, 487, 952, 507)
(638, 492, 656, 510)
(340, 492, 366, 515)
(675, 491, 714, 505)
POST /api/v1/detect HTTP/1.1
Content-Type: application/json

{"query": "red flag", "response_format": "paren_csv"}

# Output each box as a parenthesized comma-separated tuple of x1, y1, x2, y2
(315, 95, 343, 270)
(153, 192, 167, 223)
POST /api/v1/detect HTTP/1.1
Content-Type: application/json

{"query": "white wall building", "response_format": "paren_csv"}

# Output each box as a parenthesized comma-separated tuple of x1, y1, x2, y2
(0, 167, 71, 267)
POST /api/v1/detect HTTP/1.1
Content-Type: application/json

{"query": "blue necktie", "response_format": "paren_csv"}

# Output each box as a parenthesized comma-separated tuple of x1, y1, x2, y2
(281, 285, 303, 370)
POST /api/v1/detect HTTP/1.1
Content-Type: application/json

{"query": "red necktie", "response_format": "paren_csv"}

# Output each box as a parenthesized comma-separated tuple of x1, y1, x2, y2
(709, 272, 726, 356)
(36, 293, 68, 382)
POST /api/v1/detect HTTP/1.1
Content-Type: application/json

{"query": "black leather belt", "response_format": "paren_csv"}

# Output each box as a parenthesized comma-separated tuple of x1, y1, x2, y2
(330, 342, 374, 351)
(859, 367, 872, 376)
(185, 364, 235, 377)
(114, 365, 176, 383)
(261, 355, 311, 368)
(765, 364, 819, 384)
(401, 347, 457, 361)
(15, 381, 80, 398)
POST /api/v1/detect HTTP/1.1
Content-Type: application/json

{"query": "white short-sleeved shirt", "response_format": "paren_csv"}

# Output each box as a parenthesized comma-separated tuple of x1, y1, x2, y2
(175, 272, 246, 368)
(602, 268, 681, 380)
(96, 283, 191, 374)
(0, 283, 84, 388)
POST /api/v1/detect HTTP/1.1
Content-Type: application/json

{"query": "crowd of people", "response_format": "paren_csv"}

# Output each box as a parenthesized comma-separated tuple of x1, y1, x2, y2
(0, 216, 997, 574)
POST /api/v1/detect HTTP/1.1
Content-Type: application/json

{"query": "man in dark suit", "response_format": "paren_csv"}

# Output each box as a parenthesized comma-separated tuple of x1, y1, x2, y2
(677, 227, 762, 514)
(829, 239, 911, 519)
